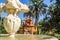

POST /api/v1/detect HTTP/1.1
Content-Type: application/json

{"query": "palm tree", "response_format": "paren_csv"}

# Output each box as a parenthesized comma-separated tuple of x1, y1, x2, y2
(24, 0, 47, 31)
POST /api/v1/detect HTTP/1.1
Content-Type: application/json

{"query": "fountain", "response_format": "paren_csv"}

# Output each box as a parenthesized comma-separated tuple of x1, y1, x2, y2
(0, 0, 58, 40)
(0, 0, 29, 37)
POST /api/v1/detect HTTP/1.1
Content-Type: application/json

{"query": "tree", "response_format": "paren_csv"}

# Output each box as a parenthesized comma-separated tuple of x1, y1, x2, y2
(24, 0, 47, 29)
(43, 0, 60, 34)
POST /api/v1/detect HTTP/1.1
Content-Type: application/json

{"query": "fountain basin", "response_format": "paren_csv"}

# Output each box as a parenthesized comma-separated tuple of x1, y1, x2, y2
(0, 34, 58, 40)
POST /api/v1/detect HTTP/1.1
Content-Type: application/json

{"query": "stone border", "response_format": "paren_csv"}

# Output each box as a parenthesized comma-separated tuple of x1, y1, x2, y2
(0, 34, 58, 40)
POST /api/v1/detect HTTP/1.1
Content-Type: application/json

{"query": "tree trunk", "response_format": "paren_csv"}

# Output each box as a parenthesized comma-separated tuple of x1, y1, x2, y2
(35, 12, 39, 32)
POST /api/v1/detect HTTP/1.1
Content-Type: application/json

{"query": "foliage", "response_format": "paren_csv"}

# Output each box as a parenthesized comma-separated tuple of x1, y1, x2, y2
(43, 0, 60, 34)
(0, 17, 7, 34)
(38, 22, 43, 28)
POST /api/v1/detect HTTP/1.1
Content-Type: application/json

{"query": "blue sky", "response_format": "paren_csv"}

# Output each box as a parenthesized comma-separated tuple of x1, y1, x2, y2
(0, 0, 56, 22)
(44, 0, 56, 7)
